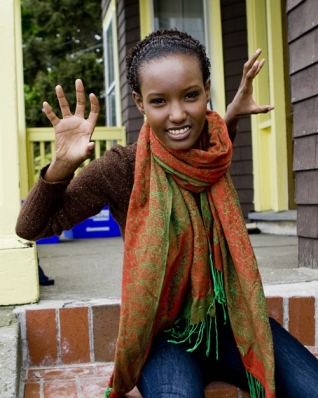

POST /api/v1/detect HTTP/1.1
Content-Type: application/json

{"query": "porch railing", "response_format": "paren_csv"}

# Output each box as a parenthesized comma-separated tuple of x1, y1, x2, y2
(26, 126, 126, 191)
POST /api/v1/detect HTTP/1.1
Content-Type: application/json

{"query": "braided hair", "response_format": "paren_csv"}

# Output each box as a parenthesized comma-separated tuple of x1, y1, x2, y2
(126, 28, 211, 95)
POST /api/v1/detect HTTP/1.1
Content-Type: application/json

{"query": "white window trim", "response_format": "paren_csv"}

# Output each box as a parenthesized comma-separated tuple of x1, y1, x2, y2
(103, 0, 122, 126)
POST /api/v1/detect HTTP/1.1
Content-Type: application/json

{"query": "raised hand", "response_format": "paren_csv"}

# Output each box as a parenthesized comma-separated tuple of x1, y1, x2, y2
(43, 79, 100, 182)
(224, 49, 274, 133)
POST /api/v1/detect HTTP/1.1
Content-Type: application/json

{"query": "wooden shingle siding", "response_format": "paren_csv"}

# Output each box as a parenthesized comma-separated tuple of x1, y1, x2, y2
(221, 0, 254, 219)
(286, 0, 305, 13)
(288, 1, 318, 43)
(117, 0, 143, 144)
(291, 63, 318, 103)
(293, 97, 318, 137)
(293, 135, 318, 171)
(289, 29, 318, 74)
(288, 0, 318, 266)
(298, 237, 318, 268)
(295, 170, 318, 204)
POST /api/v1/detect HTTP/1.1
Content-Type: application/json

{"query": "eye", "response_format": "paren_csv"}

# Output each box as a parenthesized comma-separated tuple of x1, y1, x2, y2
(185, 92, 199, 100)
(150, 98, 165, 105)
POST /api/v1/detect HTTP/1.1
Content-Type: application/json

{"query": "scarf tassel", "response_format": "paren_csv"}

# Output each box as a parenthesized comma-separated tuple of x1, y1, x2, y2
(167, 255, 227, 359)
(246, 371, 266, 398)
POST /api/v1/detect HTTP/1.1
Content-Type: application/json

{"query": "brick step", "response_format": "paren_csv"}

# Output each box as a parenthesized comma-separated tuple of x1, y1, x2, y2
(19, 297, 318, 398)
(24, 362, 250, 398)
(15, 296, 318, 369)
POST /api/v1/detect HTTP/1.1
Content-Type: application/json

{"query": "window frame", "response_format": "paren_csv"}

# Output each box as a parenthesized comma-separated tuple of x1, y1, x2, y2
(103, 0, 122, 126)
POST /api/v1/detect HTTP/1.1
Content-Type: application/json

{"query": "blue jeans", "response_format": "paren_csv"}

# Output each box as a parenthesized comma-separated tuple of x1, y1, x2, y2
(137, 318, 318, 398)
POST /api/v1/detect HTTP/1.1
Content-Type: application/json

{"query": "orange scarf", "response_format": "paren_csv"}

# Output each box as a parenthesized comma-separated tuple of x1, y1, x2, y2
(106, 110, 275, 398)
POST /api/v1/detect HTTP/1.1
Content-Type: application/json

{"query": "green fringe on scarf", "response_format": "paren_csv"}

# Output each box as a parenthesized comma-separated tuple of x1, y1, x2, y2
(105, 110, 275, 398)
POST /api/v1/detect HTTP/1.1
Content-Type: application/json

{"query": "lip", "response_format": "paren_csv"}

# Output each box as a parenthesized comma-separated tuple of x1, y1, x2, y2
(166, 126, 192, 141)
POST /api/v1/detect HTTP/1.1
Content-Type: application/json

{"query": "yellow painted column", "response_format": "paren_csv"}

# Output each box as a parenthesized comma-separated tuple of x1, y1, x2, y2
(0, 0, 39, 305)
(246, 0, 288, 212)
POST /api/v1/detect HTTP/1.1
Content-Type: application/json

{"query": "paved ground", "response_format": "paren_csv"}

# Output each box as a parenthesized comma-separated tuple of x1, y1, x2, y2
(36, 233, 318, 302)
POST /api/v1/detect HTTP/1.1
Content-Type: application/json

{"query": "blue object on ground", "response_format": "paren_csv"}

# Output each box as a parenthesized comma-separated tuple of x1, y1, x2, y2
(36, 235, 60, 244)
(63, 206, 121, 239)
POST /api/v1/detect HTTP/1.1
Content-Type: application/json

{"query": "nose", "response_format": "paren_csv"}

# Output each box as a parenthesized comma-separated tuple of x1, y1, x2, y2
(168, 102, 187, 124)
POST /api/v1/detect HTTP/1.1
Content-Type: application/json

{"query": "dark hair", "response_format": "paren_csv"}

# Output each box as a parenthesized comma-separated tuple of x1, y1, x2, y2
(126, 28, 211, 95)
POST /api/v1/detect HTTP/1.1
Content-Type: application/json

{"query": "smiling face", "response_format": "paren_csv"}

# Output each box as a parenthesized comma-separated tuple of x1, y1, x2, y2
(132, 54, 210, 151)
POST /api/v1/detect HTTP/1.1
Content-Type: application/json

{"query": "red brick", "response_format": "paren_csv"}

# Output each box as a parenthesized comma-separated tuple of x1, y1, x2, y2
(80, 376, 109, 397)
(27, 366, 95, 381)
(59, 307, 90, 364)
(26, 309, 58, 367)
(44, 380, 78, 398)
(24, 383, 40, 398)
(266, 297, 283, 326)
(95, 363, 114, 377)
(92, 305, 120, 362)
(289, 297, 315, 346)
(204, 381, 238, 398)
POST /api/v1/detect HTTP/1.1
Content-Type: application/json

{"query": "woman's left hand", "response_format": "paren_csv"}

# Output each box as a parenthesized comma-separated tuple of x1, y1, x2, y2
(224, 49, 274, 134)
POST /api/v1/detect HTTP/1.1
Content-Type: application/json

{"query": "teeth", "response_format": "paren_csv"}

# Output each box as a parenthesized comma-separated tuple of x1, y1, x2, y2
(168, 127, 190, 135)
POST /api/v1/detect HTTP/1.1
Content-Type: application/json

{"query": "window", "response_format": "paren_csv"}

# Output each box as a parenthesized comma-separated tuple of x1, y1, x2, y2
(153, 0, 206, 46)
(103, 4, 121, 126)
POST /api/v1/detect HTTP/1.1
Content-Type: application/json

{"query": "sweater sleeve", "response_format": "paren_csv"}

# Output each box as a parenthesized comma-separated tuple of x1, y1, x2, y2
(16, 143, 136, 241)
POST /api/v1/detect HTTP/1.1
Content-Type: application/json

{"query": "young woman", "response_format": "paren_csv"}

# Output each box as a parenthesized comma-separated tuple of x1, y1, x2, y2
(16, 29, 318, 398)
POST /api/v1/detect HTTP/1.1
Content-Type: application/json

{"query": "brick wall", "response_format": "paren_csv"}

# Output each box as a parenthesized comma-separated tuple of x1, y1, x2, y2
(287, 0, 318, 267)
(221, 0, 254, 219)
(19, 297, 317, 368)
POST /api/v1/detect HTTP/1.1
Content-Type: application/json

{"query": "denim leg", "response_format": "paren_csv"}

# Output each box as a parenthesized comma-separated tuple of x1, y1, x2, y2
(213, 317, 318, 398)
(137, 334, 205, 398)
(270, 317, 318, 398)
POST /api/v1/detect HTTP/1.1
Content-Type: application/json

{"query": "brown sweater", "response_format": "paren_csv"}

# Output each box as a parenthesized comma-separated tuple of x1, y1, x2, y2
(16, 143, 138, 241)
(16, 124, 237, 241)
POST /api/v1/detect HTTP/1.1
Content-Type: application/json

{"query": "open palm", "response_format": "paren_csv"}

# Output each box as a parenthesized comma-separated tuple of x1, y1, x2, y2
(43, 79, 100, 171)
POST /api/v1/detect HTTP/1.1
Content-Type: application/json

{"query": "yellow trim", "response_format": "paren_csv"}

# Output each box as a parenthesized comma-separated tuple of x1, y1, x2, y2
(139, 0, 153, 39)
(208, 0, 226, 117)
(26, 126, 126, 190)
(14, 0, 29, 200)
(0, 0, 39, 305)
(246, 0, 288, 211)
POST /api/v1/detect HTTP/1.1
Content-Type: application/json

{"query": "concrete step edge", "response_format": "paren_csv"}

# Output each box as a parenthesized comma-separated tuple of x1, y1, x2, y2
(0, 318, 21, 398)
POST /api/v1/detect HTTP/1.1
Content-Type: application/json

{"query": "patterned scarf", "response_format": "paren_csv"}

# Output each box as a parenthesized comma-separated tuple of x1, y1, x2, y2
(106, 110, 275, 398)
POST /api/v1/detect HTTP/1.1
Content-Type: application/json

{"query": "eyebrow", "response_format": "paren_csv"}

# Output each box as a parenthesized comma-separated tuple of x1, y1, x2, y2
(146, 85, 202, 99)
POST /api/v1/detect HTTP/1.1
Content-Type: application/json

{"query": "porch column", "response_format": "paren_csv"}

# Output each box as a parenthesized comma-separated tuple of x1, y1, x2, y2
(0, 0, 39, 305)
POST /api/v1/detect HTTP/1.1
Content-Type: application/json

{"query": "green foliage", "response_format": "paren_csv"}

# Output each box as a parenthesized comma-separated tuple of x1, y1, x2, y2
(21, 0, 105, 127)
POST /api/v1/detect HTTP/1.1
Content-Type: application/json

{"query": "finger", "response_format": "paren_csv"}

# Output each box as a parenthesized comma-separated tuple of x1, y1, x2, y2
(87, 141, 95, 151)
(255, 59, 265, 77)
(252, 105, 275, 114)
(85, 142, 95, 159)
(87, 93, 100, 127)
(243, 49, 262, 76)
(43, 102, 60, 127)
(245, 60, 262, 82)
(75, 79, 86, 118)
(56, 85, 72, 118)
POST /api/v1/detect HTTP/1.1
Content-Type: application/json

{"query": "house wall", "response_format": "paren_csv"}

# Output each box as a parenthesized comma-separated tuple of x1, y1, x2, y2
(221, 0, 254, 218)
(287, 0, 318, 267)
(102, 0, 143, 144)
(102, 0, 254, 217)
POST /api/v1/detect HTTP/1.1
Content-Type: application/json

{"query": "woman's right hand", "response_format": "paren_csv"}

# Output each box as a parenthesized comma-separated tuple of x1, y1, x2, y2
(43, 79, 100, 182)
